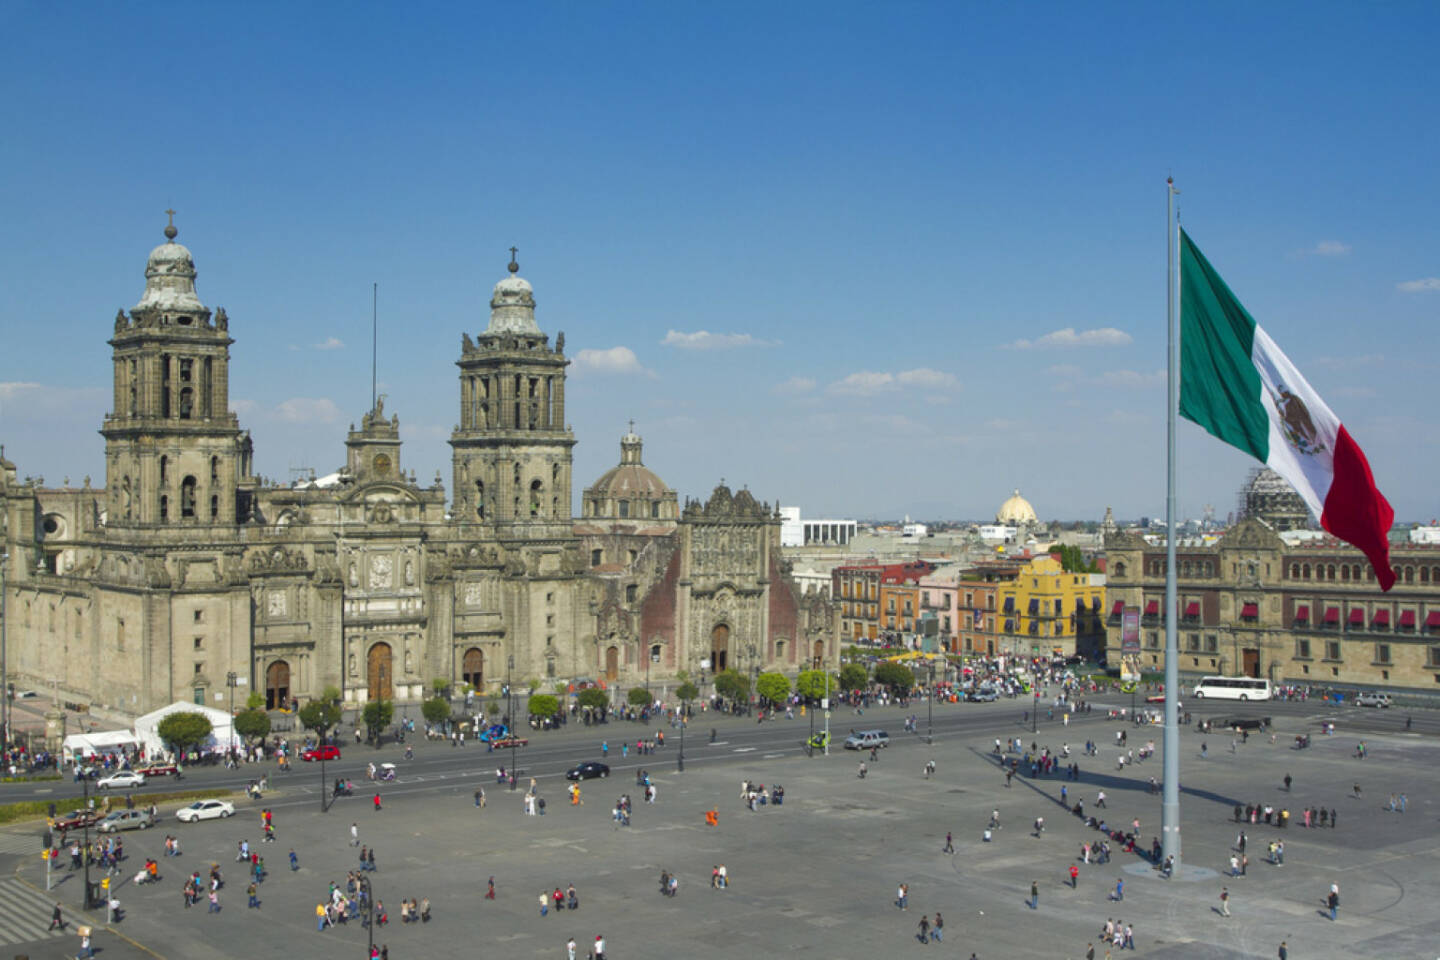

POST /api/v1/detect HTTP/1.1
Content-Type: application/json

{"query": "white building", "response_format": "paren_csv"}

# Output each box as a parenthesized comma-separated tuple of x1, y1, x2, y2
(779, 506, 857, 548)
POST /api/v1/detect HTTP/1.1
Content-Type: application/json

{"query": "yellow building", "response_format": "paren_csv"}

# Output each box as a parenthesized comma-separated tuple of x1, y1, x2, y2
(994, 556, 1106, 661)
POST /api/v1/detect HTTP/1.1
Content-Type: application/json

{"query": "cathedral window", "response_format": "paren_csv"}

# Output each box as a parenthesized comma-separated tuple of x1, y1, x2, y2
(626, 584, 638, 603)
(530, 479, 543, 517)
(160, 456, 168, 483)
(127, 359, 137, 416)
(161, 354, 171, 417)
(160, 495, 168, 522)
(179, 387, 194, 419)
(475, 481, 485, 520)
(210, 495, 219, 520)
(618, 500, 630, 518)
(651, 501, 660, 519)
(202, 357, 213, 417)
(210, 456, 219, 483)
(591, 549, 603, 567)
(181, 476, 197, 519)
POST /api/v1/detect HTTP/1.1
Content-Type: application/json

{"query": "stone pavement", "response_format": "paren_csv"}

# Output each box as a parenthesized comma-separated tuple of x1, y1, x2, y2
(2, 699, 1437, 959)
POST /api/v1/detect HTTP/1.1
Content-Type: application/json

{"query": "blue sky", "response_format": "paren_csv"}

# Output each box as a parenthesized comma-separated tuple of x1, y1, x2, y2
(2, 2, 1437, 523)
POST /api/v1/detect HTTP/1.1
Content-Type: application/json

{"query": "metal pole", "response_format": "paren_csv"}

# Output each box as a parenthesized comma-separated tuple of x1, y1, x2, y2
(677, 700, 685, 772)
(1162, 176, 1183, 868)
(926, 661, 933, 745)
(81, 775, 91, 910)
(1, 548, 7, 746)
(823, 663, 830, 756)
(507, 655, 516, 791)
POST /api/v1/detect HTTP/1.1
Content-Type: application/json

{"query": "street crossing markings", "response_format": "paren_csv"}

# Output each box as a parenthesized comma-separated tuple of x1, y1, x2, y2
(0, 876, 71, 945)
(732, 747, 757, 753)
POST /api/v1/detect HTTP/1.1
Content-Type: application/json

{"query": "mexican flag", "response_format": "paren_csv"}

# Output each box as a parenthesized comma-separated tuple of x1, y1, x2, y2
(1179, 229, 1395, 590)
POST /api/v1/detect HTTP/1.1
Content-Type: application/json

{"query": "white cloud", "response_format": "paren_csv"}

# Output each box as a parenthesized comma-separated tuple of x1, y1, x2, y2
(772, 376, 816, 396)
(0, 381, 43, 401)
(1006, 327, 1133, 350)
(572, 346, 656, 378)
(1313, 353, 1383, 369)
(896, 368, 958, 389)
(827, 368, 958, 396)
(313, 337, 345, 351)
(660, 329, 778, 350)
(828, 371, 896, 396)
(1308, 241, 1351, 257)
(273, 397, 342, 424)
(1397, 277, 1440, 293)
(1094, 369, 1165, 388)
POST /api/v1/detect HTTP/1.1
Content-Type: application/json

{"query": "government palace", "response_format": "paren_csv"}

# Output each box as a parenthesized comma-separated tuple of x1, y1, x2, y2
(0, 222, 837, 717)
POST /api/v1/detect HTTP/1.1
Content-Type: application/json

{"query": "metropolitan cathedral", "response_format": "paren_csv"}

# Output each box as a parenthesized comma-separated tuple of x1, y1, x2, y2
(0, 221, 836, 717)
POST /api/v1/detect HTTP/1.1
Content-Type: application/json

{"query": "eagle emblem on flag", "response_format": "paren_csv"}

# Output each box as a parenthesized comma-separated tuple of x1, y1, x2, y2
(1270, 383, 1327, 456)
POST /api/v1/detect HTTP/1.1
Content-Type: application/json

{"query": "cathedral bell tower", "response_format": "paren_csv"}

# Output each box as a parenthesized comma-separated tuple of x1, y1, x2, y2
(449, 250, 574, 537)
(100, 215, 249, 527)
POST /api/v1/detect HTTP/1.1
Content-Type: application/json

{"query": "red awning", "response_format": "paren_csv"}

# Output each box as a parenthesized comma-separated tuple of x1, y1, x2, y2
(1349, 608, 1365, 624)
(1241, 602, 1258, 618)
(1184, 602, 1200, 618)
(1426, 611, 1440, 628)
(1372, 610, 1390, 626)
(1398, 610, 1416, 627)
(1144, 600, 1159, 615)
(1294, 605, 1310, 622)
(1324, 607, 1340, 623)
(1111, 600, 1124, 615)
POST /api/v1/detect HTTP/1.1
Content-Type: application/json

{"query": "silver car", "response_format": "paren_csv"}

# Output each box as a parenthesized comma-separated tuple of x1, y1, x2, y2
(97, 809, 156, 833)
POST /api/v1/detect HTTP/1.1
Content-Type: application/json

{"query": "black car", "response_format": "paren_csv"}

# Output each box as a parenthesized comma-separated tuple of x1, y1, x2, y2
(565, 761, 610, 781)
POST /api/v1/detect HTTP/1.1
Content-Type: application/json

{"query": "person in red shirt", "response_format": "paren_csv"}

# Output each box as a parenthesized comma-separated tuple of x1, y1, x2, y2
(1070, 863, 1080, 888)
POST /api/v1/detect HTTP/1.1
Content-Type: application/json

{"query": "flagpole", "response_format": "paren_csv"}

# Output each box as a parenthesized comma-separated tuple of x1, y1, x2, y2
(1162, 176, 1182, 869)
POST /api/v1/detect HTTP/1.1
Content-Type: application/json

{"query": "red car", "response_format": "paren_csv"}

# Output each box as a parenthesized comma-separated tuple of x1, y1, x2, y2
(301, 745, 341, 762)
(49, 809, 100, 831)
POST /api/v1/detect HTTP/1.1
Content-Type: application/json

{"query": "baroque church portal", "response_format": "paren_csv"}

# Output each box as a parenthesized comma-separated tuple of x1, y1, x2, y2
(0, 221, 837, 718)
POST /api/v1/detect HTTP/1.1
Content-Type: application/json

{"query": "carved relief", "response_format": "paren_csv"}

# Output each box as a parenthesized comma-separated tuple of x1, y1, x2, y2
(369, 555, 393, 589)
(268, 590, 287, 618)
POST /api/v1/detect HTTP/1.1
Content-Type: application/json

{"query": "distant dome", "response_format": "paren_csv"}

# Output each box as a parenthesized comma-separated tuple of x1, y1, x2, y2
(590, 462, 670, 499)
(583, 429, 678, 523)
(1243, 467, 1311, 531)
(997, 489, 1038, 525)
(134, 220, 205, 315)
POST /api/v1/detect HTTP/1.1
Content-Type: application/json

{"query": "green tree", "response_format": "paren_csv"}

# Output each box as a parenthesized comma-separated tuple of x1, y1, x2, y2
(1051, 544, 1097, 573)
(431, 678, 450, 697)
(713, 669, 750, 702)
(675, 681, 699, 703)
(756, 671, 791, 705)
(872, 661, 915, 695)
(245, 691, 266, 711)
(361, 700, 395, 743)
(232, 707, 271, 745)
(420, 697, 451, 727)
(796, 669, 833, 701)
(299, 699, 343, 740)
(627, 687, 651, 708)
(577, 688, 609, 712)
(528, 694, 560, 719)
(156, 711, 213, 755)
(839, 662, 869, 692)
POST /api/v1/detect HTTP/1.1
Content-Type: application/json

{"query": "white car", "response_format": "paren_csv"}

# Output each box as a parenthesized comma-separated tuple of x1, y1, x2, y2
(175, 799, 235, 823)
(95, 770, 146, 790)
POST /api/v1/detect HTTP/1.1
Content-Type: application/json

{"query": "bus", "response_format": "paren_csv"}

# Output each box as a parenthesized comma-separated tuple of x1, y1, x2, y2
(1191, 676, 1272, 701)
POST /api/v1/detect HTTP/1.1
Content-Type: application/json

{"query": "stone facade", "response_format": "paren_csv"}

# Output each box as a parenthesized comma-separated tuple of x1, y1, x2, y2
(1103, 519, 1440, 698)
(0, 225, 837, 718)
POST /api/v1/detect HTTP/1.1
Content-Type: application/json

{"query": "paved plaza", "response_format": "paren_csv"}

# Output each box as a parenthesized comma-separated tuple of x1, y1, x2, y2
(3, 697, 1439, 959)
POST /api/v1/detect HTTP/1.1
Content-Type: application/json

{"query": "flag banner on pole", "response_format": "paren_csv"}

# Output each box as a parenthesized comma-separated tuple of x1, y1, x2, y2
(1178, 229, 1395, 590)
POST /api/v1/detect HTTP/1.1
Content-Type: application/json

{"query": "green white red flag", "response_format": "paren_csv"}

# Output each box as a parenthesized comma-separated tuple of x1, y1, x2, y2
(1178, 229, 1395, 590)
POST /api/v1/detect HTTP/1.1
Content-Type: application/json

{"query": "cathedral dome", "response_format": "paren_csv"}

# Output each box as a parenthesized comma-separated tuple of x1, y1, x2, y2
(997, 489, 1038, 525)
(583, 428, 677, 522)
(487, 250, 541, 335)
(134, 216, 206, 315)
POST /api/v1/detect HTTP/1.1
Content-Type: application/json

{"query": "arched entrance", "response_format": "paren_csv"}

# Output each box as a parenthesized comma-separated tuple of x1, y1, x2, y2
(367, 642, 393, 701)
(605, 645, 619, 684)
(812, 639, 825, 670)
(462, 647, 484, 691)
(710, 624, 730, 672)
(265, 660, 290, 710)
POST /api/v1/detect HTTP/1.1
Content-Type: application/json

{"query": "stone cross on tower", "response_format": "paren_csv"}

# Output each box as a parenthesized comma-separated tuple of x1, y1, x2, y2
(508, 247, 519, 274)
(164, 208, 177, 240)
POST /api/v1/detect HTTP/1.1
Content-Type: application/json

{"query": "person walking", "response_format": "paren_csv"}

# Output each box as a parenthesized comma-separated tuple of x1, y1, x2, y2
(350, 822, 359, 846)
(1030, 879, 1039, 910)
(917, 914, 930, 943)
(896, 882, 908, 911)
(208, 888, 221, 913)
(943, 831, 954, 854)
(247, 880, 259, 908)
(1114, 878, 1124, 902)
(566, 937, 577, 960)
(1327, 888, 1339, 921)
(48, 902, 64, 931)
(1070, 864, 1080, 888)
(932, 912, 943, 942)
(289, 849, 299, 871)
(1278, 941, 1288, 960)
(1219, 887, 1231, 917)
(1283, 773, 1292, 792)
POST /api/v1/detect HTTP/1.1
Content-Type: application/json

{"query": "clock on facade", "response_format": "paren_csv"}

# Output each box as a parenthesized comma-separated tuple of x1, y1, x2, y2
(373, 453, 392, 476)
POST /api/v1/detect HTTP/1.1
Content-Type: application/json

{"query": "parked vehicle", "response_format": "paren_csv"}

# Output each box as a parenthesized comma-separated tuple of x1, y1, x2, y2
(301, 745, 341, 762)
(48, 809, 100, 831)
(806, 731, 830, 749)
(966, 688, 999, 703)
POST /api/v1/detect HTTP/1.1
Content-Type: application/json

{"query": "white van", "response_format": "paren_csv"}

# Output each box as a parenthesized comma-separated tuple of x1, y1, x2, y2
(843, 730, 891, 750)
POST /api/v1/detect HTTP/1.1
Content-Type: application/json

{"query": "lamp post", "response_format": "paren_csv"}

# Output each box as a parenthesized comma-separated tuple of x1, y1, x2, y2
(80, 772, 93, 910)
(1, 547, 8, 747)
(225, 672, 238, 757)
(507, 654, 516, 791)
(677, 695, 686, 772)
(359, 873, 374, 958)
(926, 660, 934, 745)
(747, 643, 757, 715)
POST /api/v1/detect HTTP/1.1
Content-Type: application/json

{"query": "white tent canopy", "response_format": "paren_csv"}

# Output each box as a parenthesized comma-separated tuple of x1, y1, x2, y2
(134, 701, 239, 757)
(61, 730, 141, 763)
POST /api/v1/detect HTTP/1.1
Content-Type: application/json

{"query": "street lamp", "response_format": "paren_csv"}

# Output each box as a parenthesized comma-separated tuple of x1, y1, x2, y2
(225, 672, 238, 760)
(359, 873, 375, 958)
(80, 772, 93, 911)
(747, 643, 758, 715)
(677, 694, 686, 772)
(926, 660, 934, 745)
(507, 654, 516, 791)
(1, 547, 8, 746)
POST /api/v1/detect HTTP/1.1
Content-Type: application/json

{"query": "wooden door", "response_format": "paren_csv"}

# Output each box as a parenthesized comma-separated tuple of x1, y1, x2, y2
(462, 647, 484, 691)
(711, 624, 730, 672)
(605, 645, 619, 683)
(265, 660, 290, 710)
(368, 642, 393, 701)
(1242, 647, 1260, 678)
